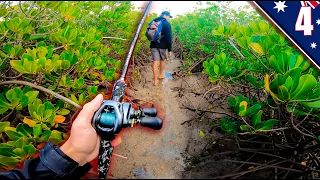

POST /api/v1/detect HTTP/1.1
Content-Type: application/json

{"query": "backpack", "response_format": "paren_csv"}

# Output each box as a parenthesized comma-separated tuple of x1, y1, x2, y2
(145, 19, 165, 43)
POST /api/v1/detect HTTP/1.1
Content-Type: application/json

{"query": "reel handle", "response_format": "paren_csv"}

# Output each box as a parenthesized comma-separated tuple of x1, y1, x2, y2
(140, 117, 163, 130)
(142, 108, 157, 117)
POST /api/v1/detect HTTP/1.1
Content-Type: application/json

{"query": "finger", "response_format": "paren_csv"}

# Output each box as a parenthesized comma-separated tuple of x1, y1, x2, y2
(111, 135, 122, 147)
(76, 94, 104, 124)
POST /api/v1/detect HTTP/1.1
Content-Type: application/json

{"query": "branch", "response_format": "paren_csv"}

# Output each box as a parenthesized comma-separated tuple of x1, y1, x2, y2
(0, 80, 81, 109)
(183, 106, 240, 120)
(238, 127, 289, 135)
(248, 48, 271, 71)
(0, 73, 23, 79)
(197, 85, 220, 108)
(290, 112, 317, 140)
(54, 46, 64, 51)
(223, 159, 303, 173)
(19, 1, 29, 18)
(103, 37, 127, 41)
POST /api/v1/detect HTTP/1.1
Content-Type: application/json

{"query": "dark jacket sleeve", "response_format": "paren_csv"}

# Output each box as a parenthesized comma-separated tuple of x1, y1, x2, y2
(0, 142, 92, 179)
(164, 21, 173, 52)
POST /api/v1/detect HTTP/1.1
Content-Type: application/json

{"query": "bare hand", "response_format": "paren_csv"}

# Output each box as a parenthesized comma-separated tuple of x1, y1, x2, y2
(168, 51, 172, 57)
(60, 94, 119, 166)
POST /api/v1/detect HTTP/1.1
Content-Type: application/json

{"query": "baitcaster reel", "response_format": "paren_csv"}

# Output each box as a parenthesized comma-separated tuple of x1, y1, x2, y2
(92, 100, 163, 141)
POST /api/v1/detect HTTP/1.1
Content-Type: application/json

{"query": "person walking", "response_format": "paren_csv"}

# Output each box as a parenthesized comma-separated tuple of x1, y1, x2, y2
(146, 11, 173, 86)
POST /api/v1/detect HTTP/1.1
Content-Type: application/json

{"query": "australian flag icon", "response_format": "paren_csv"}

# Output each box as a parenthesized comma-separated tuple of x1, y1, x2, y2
(253, 1, 320, 69)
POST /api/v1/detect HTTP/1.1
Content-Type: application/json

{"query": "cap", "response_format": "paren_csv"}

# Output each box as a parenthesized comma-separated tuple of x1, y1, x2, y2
(161, 11, 173, 18)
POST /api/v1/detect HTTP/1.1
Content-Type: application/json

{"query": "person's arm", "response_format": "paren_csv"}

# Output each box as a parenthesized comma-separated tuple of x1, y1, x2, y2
(0, 142, 92, 179)
(165, 21, 173, 52)
(0, 94, 105, 179)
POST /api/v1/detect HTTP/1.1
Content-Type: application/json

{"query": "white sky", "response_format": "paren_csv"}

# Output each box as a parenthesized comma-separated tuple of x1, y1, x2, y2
(132, 1, 253, 17)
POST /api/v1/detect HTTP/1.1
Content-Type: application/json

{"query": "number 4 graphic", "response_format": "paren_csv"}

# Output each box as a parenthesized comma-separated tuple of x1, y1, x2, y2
(295, 6, 314, 36)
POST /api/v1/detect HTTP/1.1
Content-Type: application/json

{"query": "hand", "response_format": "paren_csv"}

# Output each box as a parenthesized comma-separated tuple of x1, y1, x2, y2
(60, 94, 122, 166)
(168, 51, 172, 57)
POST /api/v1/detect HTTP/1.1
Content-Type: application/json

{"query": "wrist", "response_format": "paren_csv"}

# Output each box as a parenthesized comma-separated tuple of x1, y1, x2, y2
(60, 141, 87, 166)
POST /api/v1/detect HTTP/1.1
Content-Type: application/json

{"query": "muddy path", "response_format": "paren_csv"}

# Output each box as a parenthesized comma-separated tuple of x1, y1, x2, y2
(107, 55, 190, 179)
(99, 54, 238, 179)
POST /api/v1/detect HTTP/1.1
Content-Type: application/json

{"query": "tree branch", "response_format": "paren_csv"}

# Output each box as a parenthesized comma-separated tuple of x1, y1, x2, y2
(0, 80, 82, 109)
(290, 112, 317, 140)
(54, 46, 64, 51)
(103, 37, 127, 41)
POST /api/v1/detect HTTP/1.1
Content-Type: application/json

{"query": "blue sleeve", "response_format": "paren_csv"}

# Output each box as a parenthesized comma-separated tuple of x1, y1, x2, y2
(0, 142, 92, 179)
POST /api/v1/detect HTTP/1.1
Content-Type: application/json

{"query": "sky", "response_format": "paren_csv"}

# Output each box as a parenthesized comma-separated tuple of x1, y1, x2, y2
(132, 1, 254, 17)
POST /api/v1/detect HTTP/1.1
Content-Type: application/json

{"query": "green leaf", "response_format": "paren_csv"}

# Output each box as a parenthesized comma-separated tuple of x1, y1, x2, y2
(49, 130, 62, 144)
(20, 95, 28, 108)
(252, 110, 262, 127)
(214, 65, 219, 74)
(0, 146, 16, 156)
(4, 44, 14, 57)
(291, 75, 317, 100)
(13, 148, 26, 158)
(59, 109, 70, 115)
(16, 123, 33, 137)
(25, 91, 39, 104)
(14, 137, 30, 148)
(208, 76, 219, 83)
(33, 124, 42, 137)
(37, 104, 45, 118)
(6, 87, 23, 104)
(283, 67, 302, 93)
(0, 94, 10, 108)
(40, 130, 51, 141)
(0, 8, 8, 17)
(23, 145, 36, 156)
(269, 55, 283, 74)
(0, 155, 19, 166)
(238, 101, 247, 116)
(284, 76, 293, 91)
(258, 119, 278, 130)
(199, 130, 205, 137)
(300, 100, 320, 108)
(0, 122, 10, 133)
(0, 107, 9, 115)
(244, 104, 261, 116)
(278, 86, 290, 101)
(10, 60, 26, 73)
(5, 128, 23, 141)
(240, 125, 251, 132)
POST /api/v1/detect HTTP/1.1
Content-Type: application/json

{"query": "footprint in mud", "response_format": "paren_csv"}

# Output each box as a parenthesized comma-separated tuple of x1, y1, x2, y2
(133, 167, 155, 179)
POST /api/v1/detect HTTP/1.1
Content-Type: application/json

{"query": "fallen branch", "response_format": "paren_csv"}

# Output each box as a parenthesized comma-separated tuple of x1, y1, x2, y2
(0, 73, 23, 79)
(197, 85, 221, 108)
(183, 106, 240, 120)
(212, 160, 282, 179)
(238, 148, 320, 172)
(224, 159, 303, 172)
(238, 127, 289, 135)
(290, 112, 317, 140)
(113, 153, 128, 159)
(103, 37, 127, 41)
(0, 80, 81, 109)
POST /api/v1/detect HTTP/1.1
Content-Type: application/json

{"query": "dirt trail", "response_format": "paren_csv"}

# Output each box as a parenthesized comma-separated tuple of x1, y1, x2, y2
(106, 55, 194, 179)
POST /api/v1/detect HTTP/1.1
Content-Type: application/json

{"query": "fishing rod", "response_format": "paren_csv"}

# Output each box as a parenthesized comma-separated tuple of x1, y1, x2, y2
(91, 1, 163, 179)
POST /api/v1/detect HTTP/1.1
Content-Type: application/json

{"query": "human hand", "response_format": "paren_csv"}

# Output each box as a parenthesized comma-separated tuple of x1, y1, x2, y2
(168, 51, 172, 57)
(60, 94, 122, 166)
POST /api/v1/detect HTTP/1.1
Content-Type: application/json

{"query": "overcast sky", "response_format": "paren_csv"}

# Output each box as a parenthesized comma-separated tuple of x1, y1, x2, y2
(132, 1, 253, 17)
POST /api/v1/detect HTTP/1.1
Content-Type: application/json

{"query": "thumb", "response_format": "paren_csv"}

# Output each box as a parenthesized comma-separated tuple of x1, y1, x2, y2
(77, 94, 104, 124)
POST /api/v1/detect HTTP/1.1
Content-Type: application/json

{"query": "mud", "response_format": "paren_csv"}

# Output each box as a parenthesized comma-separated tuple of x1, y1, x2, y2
(101, 55, 237, 179)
